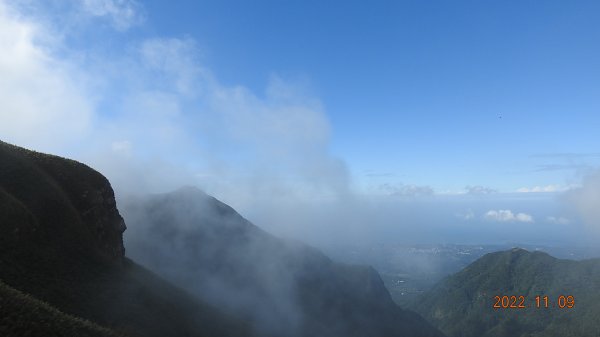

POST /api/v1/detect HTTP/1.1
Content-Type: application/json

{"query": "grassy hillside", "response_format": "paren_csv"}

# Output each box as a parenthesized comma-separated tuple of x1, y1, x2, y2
(414, 248, 600, 337)
(0, 280, 121, 337)
(0, 140, 253, 337)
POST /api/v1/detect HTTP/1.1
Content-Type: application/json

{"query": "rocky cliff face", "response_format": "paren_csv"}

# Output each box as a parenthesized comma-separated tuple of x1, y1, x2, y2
(0, 140, 254, 337)
(79, 186, 127, 260)
(0, 140, 126, 262)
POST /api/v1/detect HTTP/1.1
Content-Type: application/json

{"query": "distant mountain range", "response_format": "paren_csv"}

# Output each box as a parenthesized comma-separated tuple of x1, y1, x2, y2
(413, 248, 600, 337)
(327, 243, 600, 306)
(0, 140, 443, 337)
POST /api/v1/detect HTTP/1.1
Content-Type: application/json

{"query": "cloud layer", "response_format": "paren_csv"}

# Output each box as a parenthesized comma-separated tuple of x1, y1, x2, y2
(484, 209, 534, 223)
(516, 185, 567, 193)
(465, 185, 497, 195)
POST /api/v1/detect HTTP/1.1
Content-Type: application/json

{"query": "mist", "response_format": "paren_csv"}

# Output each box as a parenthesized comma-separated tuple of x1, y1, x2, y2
(565, 169, 600, 236)
(120, 188, 305, 336)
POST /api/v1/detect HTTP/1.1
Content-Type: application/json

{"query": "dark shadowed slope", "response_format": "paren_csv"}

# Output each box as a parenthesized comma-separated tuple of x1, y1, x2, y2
(414, 248, 600, 337)
(0, 140, 253, 337)
(123, 186, 445, 337)
(0, 279, 121, 337)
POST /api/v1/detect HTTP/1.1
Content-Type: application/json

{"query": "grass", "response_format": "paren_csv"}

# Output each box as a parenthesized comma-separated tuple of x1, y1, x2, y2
(0, 279, 121, 337)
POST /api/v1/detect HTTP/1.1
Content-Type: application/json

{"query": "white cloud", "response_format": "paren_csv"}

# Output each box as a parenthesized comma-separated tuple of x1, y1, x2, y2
(0, 1, 350, 205)
(80, 0, 143, 30)
(139, 38, 210, 96)
(0, 1, 93, 152)
(484, 209, 534, 223)
(546, 216, 570, 225)
(465, 185, 496, 195)
(516, 184, 567, 193)
(111, 140, 132, 155)
(456, 209, 475, 220)
(94, 38, 350, 202)
(565, 170, 600, 231)
(378, 183, 434, 197)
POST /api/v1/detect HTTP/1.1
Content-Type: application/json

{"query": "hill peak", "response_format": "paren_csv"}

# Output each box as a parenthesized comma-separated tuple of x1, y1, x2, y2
(481, 247, 556, 264)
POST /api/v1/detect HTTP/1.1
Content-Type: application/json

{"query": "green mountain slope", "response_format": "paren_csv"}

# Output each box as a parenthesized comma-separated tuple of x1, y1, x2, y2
(0, 140, 253, 337)
(414, 248, 600, 337)
(123, 187, 445, 337)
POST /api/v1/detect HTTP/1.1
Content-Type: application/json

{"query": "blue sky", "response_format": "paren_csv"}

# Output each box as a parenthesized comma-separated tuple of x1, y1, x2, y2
(140, 0, 600, 193)
(1, 0, 599, 246)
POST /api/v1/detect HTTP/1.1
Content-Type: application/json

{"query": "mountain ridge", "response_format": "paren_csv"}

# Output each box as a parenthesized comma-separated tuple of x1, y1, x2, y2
(414, 248, 600, 337)
(123, 185, 445, 337)
(1, 140, 444, 337)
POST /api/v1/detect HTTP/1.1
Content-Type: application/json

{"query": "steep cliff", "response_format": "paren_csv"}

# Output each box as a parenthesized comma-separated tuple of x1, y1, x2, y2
(0, 140, 125, 262)
(0, 140, 253, 337)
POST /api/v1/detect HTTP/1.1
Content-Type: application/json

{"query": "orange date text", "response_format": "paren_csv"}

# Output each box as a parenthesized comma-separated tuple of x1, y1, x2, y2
(492, 295, 575, 309)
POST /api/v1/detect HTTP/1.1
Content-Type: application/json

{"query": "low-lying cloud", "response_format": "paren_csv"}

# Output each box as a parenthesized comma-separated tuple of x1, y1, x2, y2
(546, 216, 570, 225)
(378, 183, 434, 197)
(455, 209, 475, 220)
(565, 170, 600, 233)
(516, 185, 567, 193)
(484, 210, 534, 223)
(465, 185, 497, 195)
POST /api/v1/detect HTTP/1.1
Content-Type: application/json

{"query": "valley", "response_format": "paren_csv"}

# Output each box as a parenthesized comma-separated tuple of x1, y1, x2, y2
(328, 243, 600, 306)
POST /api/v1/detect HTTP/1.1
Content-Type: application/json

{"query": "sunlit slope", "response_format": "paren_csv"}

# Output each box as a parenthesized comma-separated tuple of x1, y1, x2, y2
(414, 248, 600, 337)
(0, 140, 254, 337)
